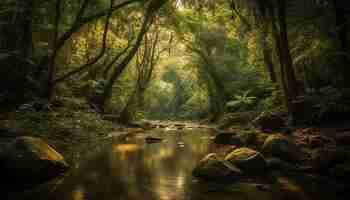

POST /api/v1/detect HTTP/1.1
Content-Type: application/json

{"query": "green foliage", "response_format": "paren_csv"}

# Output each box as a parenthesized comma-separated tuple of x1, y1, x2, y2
(257, 88, 284, 113)
(225, 90, 257, 112)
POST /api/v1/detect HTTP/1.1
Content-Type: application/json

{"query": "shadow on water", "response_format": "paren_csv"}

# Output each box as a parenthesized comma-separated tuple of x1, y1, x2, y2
(10, 126, 349, 200)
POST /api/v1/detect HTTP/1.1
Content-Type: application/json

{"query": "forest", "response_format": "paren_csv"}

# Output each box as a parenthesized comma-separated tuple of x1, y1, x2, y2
(1, 0, 350, 200)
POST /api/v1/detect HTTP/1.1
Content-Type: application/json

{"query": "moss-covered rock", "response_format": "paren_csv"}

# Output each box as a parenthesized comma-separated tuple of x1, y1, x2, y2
(225, 148, 267, 174)
(262, 135, 301, 162)
(1, 136, 69, 189)
(193, 153, 242, 181)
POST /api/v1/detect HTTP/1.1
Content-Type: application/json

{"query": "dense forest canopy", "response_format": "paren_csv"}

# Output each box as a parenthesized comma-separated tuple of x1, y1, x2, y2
(3, 1, 350, 199)
(1, 0, 350, 124)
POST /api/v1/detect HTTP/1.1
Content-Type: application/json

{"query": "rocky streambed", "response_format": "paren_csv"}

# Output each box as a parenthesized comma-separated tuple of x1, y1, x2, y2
(2, 121, 350, 200)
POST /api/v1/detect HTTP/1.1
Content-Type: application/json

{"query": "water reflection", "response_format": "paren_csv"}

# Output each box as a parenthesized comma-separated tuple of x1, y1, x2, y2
(11, 127, 346, 200)
(22, 128, 214, 200)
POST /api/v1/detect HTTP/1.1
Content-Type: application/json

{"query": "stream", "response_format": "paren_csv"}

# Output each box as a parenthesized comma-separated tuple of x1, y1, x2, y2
(16, 124, 220, 200)
(11, 123, 348, 200)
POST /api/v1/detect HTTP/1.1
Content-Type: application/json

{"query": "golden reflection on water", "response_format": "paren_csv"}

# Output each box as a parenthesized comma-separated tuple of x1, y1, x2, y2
(109, 130, 213, 200)
(71, 186, 85, 200)
(112, 144, 141, 160)
(27, 128, 215, 200)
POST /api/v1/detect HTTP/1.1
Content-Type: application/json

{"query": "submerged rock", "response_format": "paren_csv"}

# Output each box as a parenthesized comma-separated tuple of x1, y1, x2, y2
(0, 136, 69, 189)
(262, 135, 301, 162)
(225, 148, 267, 174)
(193, 153, 242, 181)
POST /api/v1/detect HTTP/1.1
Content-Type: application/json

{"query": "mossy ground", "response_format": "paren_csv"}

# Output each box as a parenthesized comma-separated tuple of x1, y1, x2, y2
(0, 97, 118, 163)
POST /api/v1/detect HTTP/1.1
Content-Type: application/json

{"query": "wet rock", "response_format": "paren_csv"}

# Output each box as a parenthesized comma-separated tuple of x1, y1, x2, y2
(262, 134, 301, 162)
(193, 153, 242, 181)
(225, 148, 267, 174)
(253, 112, 285, 130)
(145, 136, 163, 143)
(213, 133, 243, 146)
(0, 136, 69, 189)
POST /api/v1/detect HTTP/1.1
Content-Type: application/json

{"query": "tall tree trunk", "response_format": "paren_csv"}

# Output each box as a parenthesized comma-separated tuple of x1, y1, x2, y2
(266, 0, 299, 120)
(260, 22, 277, 83)
(277, 0, 298, 99)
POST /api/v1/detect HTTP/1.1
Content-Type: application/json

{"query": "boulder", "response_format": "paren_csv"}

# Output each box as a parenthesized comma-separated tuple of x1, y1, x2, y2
(262, 135, 301, 162)
(193, 153, 242, 181)
(225, 148, 267, 174)
(253, 112, 285, 130)
(213, 133, 244, 146)
(1, 136, 69, 188)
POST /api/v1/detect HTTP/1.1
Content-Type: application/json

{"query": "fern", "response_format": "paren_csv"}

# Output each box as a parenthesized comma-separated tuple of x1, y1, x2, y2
(226, 90, 257, 112)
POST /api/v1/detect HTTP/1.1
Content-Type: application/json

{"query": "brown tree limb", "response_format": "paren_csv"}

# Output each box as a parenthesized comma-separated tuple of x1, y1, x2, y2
(54, 0, 114, 83)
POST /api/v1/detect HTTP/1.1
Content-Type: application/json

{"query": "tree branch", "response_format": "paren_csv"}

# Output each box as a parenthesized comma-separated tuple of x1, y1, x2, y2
(54, 0, 115, 83)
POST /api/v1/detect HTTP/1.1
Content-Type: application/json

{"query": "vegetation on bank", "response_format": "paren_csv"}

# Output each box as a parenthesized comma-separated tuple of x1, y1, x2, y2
(1, 0, 350, 161)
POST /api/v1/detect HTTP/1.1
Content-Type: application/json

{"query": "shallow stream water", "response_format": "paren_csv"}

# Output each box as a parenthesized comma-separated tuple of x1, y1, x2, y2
(11, 124, 348, 200)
